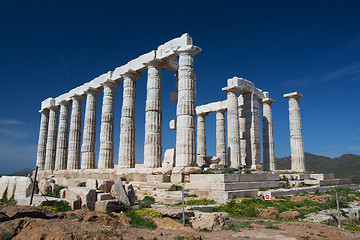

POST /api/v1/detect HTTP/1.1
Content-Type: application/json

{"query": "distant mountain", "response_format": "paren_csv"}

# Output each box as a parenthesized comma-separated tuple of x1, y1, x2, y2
(0, 168, 34, 178)
(276, 153, 360, 183)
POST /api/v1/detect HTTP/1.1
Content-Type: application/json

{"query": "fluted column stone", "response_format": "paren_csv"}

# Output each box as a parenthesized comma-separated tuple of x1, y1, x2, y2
(55, 100, 71, 170)
(216, 110, 226, 165)
(36, 109, 49, 170)
(238, 95, 247, 167)
(98, 82, 116, 169)
(118, 73, 140, 168)
(144, 61, 162, 168)
(44, 105, 59, 170)
(226, 90, 241, 168)
(81, 89, 100, 169)
(175, 46, 200, 167)
(67, 96, 84, 170)
(196, 113, 207, 166)
(284, 92, 305, 172)
(243, 93, 261, 170)
(262, 98, 275, 171)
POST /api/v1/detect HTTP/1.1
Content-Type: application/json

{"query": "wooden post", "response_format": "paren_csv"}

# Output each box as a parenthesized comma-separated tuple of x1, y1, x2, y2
(30, 166, 38, 206)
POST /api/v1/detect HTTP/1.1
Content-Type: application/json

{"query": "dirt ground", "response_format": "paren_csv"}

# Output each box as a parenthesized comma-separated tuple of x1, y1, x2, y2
(0, 204, 359, 240)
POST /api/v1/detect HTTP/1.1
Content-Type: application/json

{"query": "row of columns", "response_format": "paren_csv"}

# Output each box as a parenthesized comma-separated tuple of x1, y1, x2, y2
(36, 46, 200, 171)
(196, 91, 305, 172)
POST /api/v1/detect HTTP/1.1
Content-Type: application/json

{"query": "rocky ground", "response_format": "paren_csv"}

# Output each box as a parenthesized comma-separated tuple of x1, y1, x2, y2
(1, 203, 360, 240)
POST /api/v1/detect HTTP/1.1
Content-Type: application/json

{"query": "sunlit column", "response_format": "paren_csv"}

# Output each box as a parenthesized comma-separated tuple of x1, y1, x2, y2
(55, 100, 71, 170)
(36, 108, 49, 170)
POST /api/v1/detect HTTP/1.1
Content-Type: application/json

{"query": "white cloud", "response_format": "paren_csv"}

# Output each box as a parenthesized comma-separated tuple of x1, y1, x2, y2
(320, 63, 360, 83)
(0, 119, 27, 125)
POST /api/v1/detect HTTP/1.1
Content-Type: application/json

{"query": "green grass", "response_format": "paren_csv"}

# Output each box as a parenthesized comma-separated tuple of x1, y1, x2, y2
(180, 198, 216, 206)
(222, 169, 235, 174)
(124, 209, 157, 229)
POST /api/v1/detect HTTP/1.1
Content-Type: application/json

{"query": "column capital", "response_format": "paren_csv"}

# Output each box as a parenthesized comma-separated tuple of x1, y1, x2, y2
(262, 98, 275, 105)
(101, 80, 117, 88)
(71, 95, 85, 102)
(222, 86, 240, 94)
(176, 45, 202, 56)
(85, 87, 102, 95)
(197, 112, 208, 117)
(284, 92, 303, 99)
(58, 99, 71, 107)
(121, 71, 142, 80)
(39, 108, 50, 115)
(216, 109, 226, 114)
(145, 59, 164, 69)
(49, 105, 59, 111)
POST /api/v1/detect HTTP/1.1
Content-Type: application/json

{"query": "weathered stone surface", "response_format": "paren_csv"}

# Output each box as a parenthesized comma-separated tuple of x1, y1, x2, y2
(169, 119, 176, 130)
(126, 184, 136, 206)
(97, 193, 113, 201)
(97, 180, 114, 193)
(197, 114, 207, 166)
(0, 176, 9, 199)
(111, 179, 130, 205)
(86, 179, 97, 189)
(216, 110, 226, 165)
(36, 109, 49, 170)
(279, 211, 300, 219)
(95, 199, 123, 212)
(262, 97, 275, 171)
(13, 177, 33, 201)
(55, 101, 70, 170)
(191, 212, 230, 231)
(163, 148, 176, 168)
(151, 205, 195, 219)
(349, 207, 360, 221)
(6, 176, 20, 199)
(203, 156, 221, 165)
(44, 105, 59, 170)
(38, 179, 52, 195)
(61, 187, 96, 210)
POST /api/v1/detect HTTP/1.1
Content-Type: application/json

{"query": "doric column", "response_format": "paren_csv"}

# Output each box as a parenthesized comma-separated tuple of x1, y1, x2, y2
(226, 90, 241, 168)
(118, 72, 140, 168)
(144, 61, 162, 168)
(243, 93, 261, 170)
(81, 88, 100, 169)
(238, 95, 247, 166)
(67, 96, 84, 170)
(196, 113, 207, 166)
(216, 110, 226, 165)
(55, 100, 71, 170)
(175, 46, 201, 167)
(36, 108, 49, 170)
(44, 105, 59, 170)
(284, 92, 305, 172)
(98, 82, 116, 169)
(262, 98, 275, 171)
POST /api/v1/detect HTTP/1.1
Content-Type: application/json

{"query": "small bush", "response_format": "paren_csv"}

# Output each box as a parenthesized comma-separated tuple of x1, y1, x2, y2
(224, 221, 253, 231)
(125, 209, 157, 229)
(258, 187, 268, 191)
(40, 200, 71, 212)
(0, 196, 17, 205)
(120, 177, 127, 182)
(135, 209, 162, 218)
(138, 196, 156, 209)
(174, 236, 185, 240)
(47, 186, 66, 198)
(183, 198, 216, 206)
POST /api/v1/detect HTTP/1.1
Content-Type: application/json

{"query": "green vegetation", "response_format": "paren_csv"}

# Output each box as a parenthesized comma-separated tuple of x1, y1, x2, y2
(40, 200, 71, 212)
(137, 196, 156, 209)
(120, 177, 127, 182)
(162, 179, 171, 183)
(180, 198, 216, 206)
(244, 170, 252, 174)
(174, 235, 185, 240)
(258, 187, 268, 191)
(224, 221, 253, 231)
(47, 186, 66, 198)
(222, 169, 235, 174)
(214, 188, 358, 219)
(124, 209, 157, 229)
(343, 221, 360, 232)
(0, 196, 17, 205)
(135, 208, 162, 218)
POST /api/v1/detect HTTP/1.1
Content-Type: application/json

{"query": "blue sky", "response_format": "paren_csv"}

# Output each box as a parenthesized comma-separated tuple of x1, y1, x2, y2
(0, 1, 359, 174)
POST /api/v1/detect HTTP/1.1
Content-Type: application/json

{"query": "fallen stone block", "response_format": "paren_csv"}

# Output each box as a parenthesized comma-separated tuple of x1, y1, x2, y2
(151, 205, 195, 219)
(6, 176, 20, 199)
(95, 199, 124, 213)
(0, 176, 9, 199)
(14, 177, 33, 201)
(38, 179, 52, 195)
(86, 179, 98, 189)
(97, 180, 114, 193)
(191, 212, 230, 231)
(97, 193, 113, 202)
(111, 179, 130, 205)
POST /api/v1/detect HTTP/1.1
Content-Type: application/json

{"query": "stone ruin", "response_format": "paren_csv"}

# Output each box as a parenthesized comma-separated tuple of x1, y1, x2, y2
(1, 33, 355, 209)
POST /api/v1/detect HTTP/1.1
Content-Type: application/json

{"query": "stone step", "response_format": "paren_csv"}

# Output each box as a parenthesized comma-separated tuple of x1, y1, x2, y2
(304, 179, 352, 186)
(188, 180, 284, 191)
(189, 173, 280, 184)
(130, 181, 176, 191)
(211, 189, 258, 202)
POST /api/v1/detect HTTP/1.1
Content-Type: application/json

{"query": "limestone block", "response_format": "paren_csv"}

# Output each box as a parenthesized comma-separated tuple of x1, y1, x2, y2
(146, 175, 166, 183)
(60, 188, 79, 201)
(155, 183, 176, 191)
(170, 173, 184, 184)
(163, 148, 176, 168)
(65, 187, 97, 210)
(97, 180, 114, 193)
(126, 184, 136, 206)
(97, 193, 113, 202)
(169, 119, 176, 130)
(196, 100, 227, 115)
(95, 199, 124, 213)
(151, 204, 195, 219)
(128, 51, 155, 72)
(0, 176, 9, 199)
(309, 174, 335, 180)
(111, 179, 130, 205)
(38, 179, 52, 195)
(203, 156, 221, 165)
(349, 208, 360, 221)
(6, 176, 20, 199)
(41, 98, 55, 111)
(191, 212, 230, 231)
(86, 179, 98, 189)
(209, 164, 225, 171)
(14, 177, 33, 201)
(170, 91, 178, 103)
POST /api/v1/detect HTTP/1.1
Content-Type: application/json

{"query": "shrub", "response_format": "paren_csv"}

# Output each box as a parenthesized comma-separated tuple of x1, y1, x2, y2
(343, 221, 360, 232)
(183, 198, 216, 206)
(135, 209, 162, 218)
(40, 200, 71, 212)
(120, 177, 127, 182)
(258, 187, 268, 191)
(138, 196, 156, 209)
(47, 186, 66, 198)
(124, 209, 157, 229)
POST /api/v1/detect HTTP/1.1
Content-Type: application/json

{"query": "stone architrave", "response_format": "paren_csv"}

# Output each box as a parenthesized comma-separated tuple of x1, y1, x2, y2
(216, 110, 226, 165)
(262, 98, 275, 171)
(44, 105, 59, 170)
(196, 113, 207, 166)
(238, 95, 247, 166)
(144, 61, 162, 168)
(81, 88, 101, 169)
(175, 46, 201, 167)
(226, 90, 241, 168)
(118, 72, 140, 168)
(284, 92, 305, 172)
(36, 108, 49, 170)
(243, 92, 261, 170)
(55, 100, 71, 170)
(67, 96, 84, 170)
(98, 82, 116, 169)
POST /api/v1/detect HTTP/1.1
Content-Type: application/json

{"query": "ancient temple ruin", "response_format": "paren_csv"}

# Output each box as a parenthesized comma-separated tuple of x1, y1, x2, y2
(30, 33, 353, 206)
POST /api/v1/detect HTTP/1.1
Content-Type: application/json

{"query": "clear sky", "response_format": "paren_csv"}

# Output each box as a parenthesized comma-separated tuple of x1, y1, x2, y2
(0, 1, 359, 174)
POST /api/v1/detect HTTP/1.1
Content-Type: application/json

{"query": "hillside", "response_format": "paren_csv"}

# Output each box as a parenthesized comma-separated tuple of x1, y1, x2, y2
(0, 168, 34, 178)
(276, 153, 360, 183)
